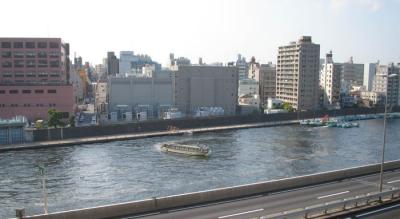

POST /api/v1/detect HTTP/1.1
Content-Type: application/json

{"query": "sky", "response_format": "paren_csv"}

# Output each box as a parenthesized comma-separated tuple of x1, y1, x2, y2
(1, 0, 399, 66)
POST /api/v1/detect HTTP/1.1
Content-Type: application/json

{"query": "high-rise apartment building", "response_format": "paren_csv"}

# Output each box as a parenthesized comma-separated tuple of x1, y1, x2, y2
(172, 65, 238, 115)
(372, 63, 400, 106)
(364, 63, 377, 91)
(0, 38, 74, 120)
(320, 51, 341, 108)
(341, 57, 364, 87)
(107, 51, 119, 75)
(259, 63, 276, 106)
(276, 36, 320, 110)
(236, 54, 248, 80)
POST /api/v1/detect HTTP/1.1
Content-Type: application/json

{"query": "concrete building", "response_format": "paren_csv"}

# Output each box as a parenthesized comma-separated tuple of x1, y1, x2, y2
(108, 72, 173, 119)
(248, 57, 260, 81)
(0, 38, 74, 120)
(239, 79, 259, 96)
(320, 51, 341, 108)
(119, 51, 137, 75)
(341, 57, 364, 87)
(236, 54, 248, 80)
(276, 36, 320, 110)
(360, 91, 384, 106)
(259, 63, 276, 106)
(107, 51, 119, 75)
(173, 65, 238, 115)
(372, 63, 400, 106)
(364, 63, 377, 91)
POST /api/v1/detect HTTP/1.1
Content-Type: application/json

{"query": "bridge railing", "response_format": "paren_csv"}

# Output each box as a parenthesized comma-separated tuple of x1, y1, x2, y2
(260, 187, 400, 219)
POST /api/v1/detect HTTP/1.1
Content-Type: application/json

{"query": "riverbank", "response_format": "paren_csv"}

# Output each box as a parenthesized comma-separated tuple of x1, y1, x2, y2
(0, 120, 298, 152)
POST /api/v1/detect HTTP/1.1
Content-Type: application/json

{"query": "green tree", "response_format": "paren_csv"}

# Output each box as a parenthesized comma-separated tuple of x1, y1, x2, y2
(69, 115, 76, 127)
(48, 108, 63, 128)
(282, 102, 294, 112)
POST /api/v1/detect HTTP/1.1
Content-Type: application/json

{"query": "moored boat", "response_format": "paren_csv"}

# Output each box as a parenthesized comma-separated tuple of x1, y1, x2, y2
(161, 143, 211, 156)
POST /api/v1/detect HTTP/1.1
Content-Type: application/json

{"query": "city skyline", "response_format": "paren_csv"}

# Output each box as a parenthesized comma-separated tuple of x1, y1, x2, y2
(1, 0, 399, 65)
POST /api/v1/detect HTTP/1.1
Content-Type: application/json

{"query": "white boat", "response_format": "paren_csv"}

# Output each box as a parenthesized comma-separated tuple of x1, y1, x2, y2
(161, 143, 211, 156)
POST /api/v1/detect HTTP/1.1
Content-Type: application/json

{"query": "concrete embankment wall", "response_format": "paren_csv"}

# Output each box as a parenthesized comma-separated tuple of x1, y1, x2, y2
(32, 107, 392, 142)
(22, 160, 400, 219)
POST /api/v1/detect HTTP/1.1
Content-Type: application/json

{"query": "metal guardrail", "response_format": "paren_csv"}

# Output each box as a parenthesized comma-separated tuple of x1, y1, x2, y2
(260, 188, 400, 219)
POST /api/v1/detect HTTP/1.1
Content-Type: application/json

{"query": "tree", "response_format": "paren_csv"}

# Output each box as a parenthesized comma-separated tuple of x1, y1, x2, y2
(282, 102, 294, 112)
(48, 108, 63, 128)
(69, 115, 76, 127)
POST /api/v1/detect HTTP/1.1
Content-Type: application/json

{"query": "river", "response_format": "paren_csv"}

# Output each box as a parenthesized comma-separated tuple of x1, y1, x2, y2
(1, 119, 399, 218)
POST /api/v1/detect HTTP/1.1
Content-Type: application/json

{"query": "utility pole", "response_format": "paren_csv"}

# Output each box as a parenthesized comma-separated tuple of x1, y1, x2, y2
(38, 164, 48, 214)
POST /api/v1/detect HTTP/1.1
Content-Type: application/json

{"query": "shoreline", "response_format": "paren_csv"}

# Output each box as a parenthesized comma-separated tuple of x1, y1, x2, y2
(0, 120, 299, 152)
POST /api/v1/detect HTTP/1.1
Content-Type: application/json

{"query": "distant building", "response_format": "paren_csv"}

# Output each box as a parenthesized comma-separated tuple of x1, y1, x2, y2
(364, 62, 378, 91)
(169, 53, 191, 67)
(172, 65, 238, 115)
(320, 51, 341, 108)
(276, 36, 320, 110)
(107, 51, 119, 75)
(108, 71, 173, 119)
(0, 37, 74, 120)
(341, 57, 364, 88)
(248, 57, 260, 81)
(119, 51, 137, 74)
(372, 63, 400, 106)
(259, 63, 276, 106)
(239, 79, 259, 96)
(236, 54, 248, 80)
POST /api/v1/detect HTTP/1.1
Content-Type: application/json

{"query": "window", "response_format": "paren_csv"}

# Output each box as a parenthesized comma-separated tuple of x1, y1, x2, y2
(9, 90, 19, 94)
(38, 60, 48, 67)
(1, 51, 11, 58)
(38, 73, 48, 77)
(15, 74, 24, 77)
(25, 52, 35, 58)
(1, 42, 11, 48)
(38, 51, 47, 58)
(14, 60, 24, 68)
(1, 61, 12, 68)
(26, 60, 35, 68)
(35, 90, 44, 94)
(47, 89, 57, 94)
(49, 42, 59, 48)
(0, 90, 5, 94)
(22, 90, 31, 94)
(50, 60, 60, 68)
(49, 51, 60, 58)
(13, 42, 23, 48)
(14, 51, 24, 58)
(2, 73, 12, 77)
(25, 42, 35, 48)
(38, 42, 47, 48)
(26, 73, 36, 78)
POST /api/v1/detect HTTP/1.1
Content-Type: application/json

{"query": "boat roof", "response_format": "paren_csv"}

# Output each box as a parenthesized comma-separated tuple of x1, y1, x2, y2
(164, 143, 207, 149)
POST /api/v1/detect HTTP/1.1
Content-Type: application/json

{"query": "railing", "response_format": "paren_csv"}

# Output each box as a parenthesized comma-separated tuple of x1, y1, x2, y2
(260, 188, 400, 219)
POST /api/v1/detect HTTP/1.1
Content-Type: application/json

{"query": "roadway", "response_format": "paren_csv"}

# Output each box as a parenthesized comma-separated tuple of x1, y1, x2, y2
(122, 170, 400, 219)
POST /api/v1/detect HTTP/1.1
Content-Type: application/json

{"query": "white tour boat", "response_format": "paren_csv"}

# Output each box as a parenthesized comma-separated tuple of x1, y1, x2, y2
(161, 143, 211, 156)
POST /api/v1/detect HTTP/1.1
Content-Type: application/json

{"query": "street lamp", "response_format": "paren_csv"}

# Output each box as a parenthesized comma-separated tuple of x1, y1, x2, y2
(379, 73, 398, 193)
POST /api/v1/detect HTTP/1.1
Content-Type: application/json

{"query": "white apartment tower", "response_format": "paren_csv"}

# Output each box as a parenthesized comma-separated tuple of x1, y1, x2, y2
(372, 63, 400, 106)
(320, 51, 341, 108)
(276, 36, 320, 110)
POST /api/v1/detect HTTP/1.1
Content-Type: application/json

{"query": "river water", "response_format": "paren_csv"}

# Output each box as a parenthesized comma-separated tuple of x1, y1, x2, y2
(1, 119, 399, 218)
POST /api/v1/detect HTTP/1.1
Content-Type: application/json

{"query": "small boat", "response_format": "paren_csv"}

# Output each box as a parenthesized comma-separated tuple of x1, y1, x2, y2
(161, 143, 211, 156)
(184, 131, 194, 136)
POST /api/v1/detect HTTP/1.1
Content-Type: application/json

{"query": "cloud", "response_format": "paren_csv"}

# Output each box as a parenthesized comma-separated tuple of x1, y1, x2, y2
(329, 0, 382, 12)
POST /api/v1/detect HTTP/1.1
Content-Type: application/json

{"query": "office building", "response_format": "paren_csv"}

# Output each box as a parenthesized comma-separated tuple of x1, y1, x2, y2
(259, 63, 276, 106)
(173, 65, 238, 115)
(276, 36, 320, 110)
(107, 51, 119, 75)
(320, 51, 342, 108)
(236, 54, 248, 80)
(0, 38, 74, 120)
